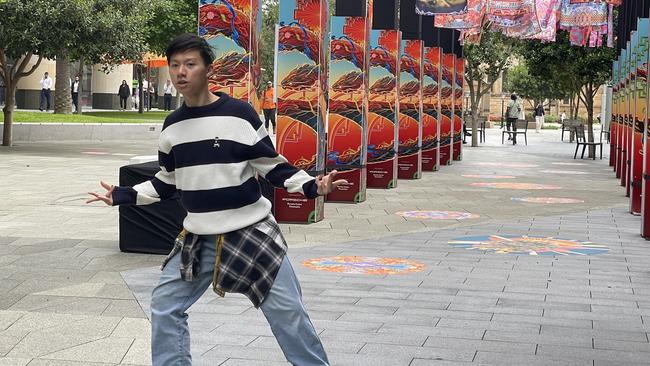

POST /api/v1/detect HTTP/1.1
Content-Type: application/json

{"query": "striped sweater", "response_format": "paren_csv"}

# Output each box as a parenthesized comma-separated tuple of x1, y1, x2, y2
(112, 92, 319, 234)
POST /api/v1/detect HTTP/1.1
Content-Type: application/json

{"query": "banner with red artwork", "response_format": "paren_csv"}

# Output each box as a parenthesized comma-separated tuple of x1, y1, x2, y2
(422, 46, 441, 171)
(274, 0, 328, 222)
(367, 29, 400, 188)
(199, 0, 262, 109)
(327, 4, 371, 202)
(398, 39, 423, 179)
(453, 56, 464, 161)
(439, 53, 454, 165)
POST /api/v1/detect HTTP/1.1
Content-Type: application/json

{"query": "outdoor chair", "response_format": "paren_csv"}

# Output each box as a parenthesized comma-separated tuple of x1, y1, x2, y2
(502, 120, 528, 145)
(573, 125, 603, 160)
(561, 119, 582, 141)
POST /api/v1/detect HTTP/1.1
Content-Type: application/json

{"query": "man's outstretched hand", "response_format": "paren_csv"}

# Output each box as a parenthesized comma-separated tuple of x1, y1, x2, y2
(86, 181, 114, 206)
(315, 170, 348, 196)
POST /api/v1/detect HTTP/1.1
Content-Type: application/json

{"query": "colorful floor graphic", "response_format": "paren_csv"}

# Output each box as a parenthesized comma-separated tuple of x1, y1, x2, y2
(303, 256, 425, 274)
(396, 211, 479, 220)
(448, 235, 609, 256)
(461, 174, 516, 179)
(471, 162, 539, 168)
(540, 170, 590, 175)
(511, 197, 584, 204)
(471, 182, 562, 190)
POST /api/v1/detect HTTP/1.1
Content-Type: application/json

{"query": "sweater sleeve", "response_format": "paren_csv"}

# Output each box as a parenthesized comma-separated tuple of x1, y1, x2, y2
(247, 120, 319, 199)
(112, 142, 178, 205)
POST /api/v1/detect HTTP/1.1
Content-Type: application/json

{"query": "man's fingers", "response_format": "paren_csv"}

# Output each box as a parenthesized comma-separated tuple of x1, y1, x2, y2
(331, 179, 348, 187)
(100, 181, 114, 191)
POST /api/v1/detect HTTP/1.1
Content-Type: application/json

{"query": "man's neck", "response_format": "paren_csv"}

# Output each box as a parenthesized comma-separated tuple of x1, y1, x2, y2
(184, 90, 219, 108)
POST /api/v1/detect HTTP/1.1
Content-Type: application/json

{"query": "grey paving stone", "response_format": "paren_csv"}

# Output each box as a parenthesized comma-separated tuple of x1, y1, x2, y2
(473, 350, 593, 366)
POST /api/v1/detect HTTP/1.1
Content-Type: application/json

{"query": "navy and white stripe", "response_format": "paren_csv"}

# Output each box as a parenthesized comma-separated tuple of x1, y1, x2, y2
(113, 92, 318, 234)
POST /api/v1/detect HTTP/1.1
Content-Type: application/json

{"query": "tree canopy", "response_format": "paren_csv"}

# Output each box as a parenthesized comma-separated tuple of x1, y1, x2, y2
(464, 27, 519, 146)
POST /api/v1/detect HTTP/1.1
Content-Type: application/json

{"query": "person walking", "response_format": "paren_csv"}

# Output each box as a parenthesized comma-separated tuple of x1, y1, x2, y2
(87, 33, 342, 366)
(163, 79, 174, 111)
(506, 93, 521, 145)
(39, 72, 53, 112)
(118, 80, 130, 111)
(71, 75, 80, 113)
(262, 81, 277, 134)
(534, 102, 545, 133)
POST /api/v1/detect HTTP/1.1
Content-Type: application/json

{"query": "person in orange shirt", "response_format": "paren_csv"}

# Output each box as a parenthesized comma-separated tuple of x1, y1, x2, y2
(262, 81, 277, 134)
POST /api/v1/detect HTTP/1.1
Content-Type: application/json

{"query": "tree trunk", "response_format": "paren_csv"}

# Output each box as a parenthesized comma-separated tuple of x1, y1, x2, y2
(2, 82, 16, 147)
(54, 53, 72, 114)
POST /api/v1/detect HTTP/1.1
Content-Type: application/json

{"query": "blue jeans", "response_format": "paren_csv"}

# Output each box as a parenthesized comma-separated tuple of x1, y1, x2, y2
(151, 235, 329, 366)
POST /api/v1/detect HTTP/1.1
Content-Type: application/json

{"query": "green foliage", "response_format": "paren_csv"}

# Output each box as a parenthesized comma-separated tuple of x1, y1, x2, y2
(464, 29, 518, 92)
(76, 0, 153, 68)
(521, 31, 614, 115)
(0, 0, 52, 60)
(504, 63, 566, 105)
(464, 27, 519, 146)
(146, 0, 198, 56)
(261, 0, 279, 85)
(0, 111, 169, 123)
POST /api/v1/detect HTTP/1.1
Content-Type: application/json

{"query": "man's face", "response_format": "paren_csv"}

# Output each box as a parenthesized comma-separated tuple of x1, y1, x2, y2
(44, 73, 48, 78)
(169, 50, 209, 95)
(75, 77, 79, 81)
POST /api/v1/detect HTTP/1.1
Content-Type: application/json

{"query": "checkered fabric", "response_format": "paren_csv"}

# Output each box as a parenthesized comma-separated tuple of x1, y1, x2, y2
(162, 215, 287, 308)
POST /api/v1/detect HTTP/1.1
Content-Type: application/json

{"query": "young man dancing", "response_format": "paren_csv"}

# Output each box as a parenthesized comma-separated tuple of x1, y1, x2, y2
(88, 33, 343, 366)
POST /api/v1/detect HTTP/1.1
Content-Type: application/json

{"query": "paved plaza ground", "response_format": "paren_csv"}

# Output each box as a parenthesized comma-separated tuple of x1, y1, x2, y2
(1, 128, 649, 365)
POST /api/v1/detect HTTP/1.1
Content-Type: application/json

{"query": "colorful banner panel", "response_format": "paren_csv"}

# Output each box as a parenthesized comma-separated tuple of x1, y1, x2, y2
(610, 59, 618, 168)
(274, 0, 328, 222)
(644, 19, 650, 237)
(199, 0, 262, 109)
(632, 20, 648, 214)
(616, 52, 624, 178)
(416, 0, 468, 15)
(623, 40, 633, 194)
(422, 46, 441, 171)
(453, 56, 464, 161)
(327, 11, 370, 202)
(398, 40, 423, 179)
(439, 53, 454, 165)
(367, 29, 400, 188)
(618, 48, 628, 183)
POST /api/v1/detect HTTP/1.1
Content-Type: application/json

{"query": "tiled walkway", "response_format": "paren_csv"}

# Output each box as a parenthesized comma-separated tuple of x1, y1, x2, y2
(2, 128, 648, 365)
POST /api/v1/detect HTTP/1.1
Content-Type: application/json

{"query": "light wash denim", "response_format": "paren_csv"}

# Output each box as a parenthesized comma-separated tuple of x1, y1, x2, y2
(150, 234, 329, 366)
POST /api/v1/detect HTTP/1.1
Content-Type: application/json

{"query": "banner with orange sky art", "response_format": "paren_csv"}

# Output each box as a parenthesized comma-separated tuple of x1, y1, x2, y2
(327, 8, 371, 202)
(199, 0, 262, 110)
(367, 29, 400, 188)
(398, 39, 423, 179)
(422, 46, 441, 171)
(273, 0, 328, 223)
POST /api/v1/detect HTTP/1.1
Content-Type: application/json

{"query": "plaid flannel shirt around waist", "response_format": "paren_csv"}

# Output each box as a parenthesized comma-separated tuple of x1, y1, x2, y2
(161, 215, 287, 307)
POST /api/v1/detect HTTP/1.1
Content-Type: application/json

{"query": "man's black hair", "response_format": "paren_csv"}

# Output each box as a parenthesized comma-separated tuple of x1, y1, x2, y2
(166, 33, 215, 67)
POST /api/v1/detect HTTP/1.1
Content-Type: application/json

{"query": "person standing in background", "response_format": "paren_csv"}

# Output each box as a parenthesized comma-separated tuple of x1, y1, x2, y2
(163, 79, 174, 111)
(261, 81, 276, 134)
(506, 93, 521, 145)
(143, 79, 150, 110)
(534, 103, 545, 133)
(71, 75, 80, 113)
(118, 80, 131, 111)
(39, 72, 53, 112)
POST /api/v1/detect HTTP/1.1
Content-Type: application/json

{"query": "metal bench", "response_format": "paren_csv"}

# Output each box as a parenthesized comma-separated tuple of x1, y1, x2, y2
(502, 119, 529, 145)
(573, 125, 603, 160)
(561, 119, 582, 142)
